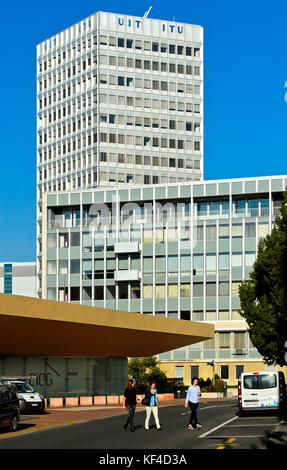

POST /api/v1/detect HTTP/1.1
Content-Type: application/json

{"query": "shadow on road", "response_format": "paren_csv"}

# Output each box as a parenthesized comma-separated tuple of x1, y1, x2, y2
(0, 423, 36, 435)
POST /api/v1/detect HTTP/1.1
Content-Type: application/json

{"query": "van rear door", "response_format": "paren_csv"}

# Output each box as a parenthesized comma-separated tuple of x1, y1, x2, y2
(258, 373, 279, 408)
(242, 373, 279, 409)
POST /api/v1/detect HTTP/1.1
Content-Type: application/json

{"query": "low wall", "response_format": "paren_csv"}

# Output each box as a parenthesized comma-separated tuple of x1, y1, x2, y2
(46, 393, 175, 408)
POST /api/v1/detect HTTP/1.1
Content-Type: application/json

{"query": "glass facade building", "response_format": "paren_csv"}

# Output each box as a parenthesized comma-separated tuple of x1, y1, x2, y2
(42, 175, 287, 385)
(0, 356, 127, 398)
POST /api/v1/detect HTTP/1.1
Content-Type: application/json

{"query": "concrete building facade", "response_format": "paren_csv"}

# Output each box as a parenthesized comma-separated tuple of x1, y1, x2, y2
(0, 262, 37, 297)
(41, 174, 287, 385)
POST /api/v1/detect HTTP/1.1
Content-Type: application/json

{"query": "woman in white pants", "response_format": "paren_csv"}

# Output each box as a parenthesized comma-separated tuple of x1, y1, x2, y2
(145, 382, 162, 431)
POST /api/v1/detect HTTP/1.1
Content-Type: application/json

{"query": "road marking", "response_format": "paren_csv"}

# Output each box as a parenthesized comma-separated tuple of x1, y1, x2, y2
(198, 416, 238, 438)
(226, 424, 278, 427)
(181, 405, 218, 415)
(0, 421, 78, 439)
(204, 435, 267, 438)
(207, 437, 241, 449)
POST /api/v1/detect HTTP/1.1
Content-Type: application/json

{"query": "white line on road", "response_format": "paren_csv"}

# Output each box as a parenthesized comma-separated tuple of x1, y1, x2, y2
(203, 435, 266, 439)
(181, 405, 219, 415)
(225, 424, 278, 427)
(198, 416, 238, 438)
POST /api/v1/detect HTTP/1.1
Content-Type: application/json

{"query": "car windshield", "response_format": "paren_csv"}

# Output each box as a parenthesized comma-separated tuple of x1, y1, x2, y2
(15, 383, 34, 393)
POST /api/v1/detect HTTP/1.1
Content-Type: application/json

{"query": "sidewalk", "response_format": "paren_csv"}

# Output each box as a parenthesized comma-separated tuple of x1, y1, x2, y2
(13, 397, 236, 435)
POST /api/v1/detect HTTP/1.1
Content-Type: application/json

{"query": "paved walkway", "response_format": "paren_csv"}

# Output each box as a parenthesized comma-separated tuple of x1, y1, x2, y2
(11, 398, 235, 435)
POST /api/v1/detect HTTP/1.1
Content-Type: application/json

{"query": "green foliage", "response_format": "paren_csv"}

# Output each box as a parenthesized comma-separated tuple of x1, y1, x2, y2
(128, 356, 169, 392)
(201, 378, 224, 393)
(239, 192, 287, 366)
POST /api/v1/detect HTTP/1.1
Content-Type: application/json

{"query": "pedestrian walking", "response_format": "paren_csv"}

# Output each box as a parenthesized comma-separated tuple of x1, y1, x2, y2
(144, 382, 162, 431)
(123, 379, 139, 432)
(185, 377, 202, 430)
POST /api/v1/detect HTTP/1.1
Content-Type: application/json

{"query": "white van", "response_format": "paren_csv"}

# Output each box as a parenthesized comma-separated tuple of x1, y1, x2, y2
(0, 378, 45, 413)
(238, 371, 286, 414)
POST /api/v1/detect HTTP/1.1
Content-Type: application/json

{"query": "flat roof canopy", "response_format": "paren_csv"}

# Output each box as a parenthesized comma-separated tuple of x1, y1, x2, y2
(0, 294, 214, 357)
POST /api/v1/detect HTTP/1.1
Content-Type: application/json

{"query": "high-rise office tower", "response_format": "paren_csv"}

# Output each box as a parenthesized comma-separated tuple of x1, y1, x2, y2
(36, 11, 204, 296)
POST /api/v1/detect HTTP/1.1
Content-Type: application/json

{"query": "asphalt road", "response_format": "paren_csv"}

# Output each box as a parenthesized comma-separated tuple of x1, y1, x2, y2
(0, 400, 284, 450)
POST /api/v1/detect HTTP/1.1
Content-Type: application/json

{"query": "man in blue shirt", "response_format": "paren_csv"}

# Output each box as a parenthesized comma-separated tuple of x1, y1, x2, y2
(185, 377, 202, 430)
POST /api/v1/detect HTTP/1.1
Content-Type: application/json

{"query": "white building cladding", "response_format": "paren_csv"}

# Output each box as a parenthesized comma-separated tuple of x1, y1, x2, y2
(42, 175, 285, 367)
(37, 11, 203, 193)
(0, 262, 37, 297)
(36, 11, 203, 296)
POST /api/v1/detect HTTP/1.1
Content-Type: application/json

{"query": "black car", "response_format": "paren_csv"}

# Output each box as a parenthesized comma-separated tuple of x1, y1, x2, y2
(0, 383, 20, 432)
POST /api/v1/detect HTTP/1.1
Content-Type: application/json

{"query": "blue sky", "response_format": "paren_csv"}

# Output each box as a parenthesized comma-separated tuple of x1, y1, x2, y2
(0, 0, 286, 262)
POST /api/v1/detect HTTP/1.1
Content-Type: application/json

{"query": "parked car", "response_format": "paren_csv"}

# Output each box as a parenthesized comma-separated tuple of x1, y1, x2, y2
(0, 383, 20, 432)
(238, 371, 287, 415)
(0, 378, 45, 413)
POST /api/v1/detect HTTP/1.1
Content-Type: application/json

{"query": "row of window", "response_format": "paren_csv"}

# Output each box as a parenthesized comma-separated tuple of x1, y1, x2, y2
(39, 58, 200, 91)
(39, 91, 200, 115)
(38, 37, 201, 72)
(100, 75, 200, 96)
(39, 134, 201, 154)
(39, 170, 196, 194)
(103, 56, 200, 74)
(174, 365, 245, 381)
(100, 37, 201, 58)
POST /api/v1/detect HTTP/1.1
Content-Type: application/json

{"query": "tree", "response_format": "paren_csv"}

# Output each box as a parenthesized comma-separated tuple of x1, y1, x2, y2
(128, 356, 168, 390)
(238, 192, 287, 366)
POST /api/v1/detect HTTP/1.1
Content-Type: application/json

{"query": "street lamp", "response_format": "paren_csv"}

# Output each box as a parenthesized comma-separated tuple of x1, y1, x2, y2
(207, 360, 215, 386)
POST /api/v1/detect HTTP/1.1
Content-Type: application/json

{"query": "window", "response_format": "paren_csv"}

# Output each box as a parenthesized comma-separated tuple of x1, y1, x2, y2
(232, 252, 242, 267)
(232, 223, 243, 238)
(143, 285, 153, 299)
(219, 281, 229, 296)
(206, 254, 216, 273)
(206, 282, 216, 296)
(245, 222, 256, 238)
(206, 224, 216, 240)
(219, 253, 229, 271)
(175, 366, 184, 379)
(70, 287, 80, 301)
(232, 281, 241, 296)
(221, 366, 229, 380)
(193, 254, 203, 274)
(219, 224, 229, 239)
(118, 76, 125, 86)
(168, 255, 178, 276)
(245, 251, 256, 266)
(180, 283, 191, 297)
(258, 222, 269, 239)
(234, 332, 246, 349)
(193, 282, 203, 297)
(169, 44, 175, 54)
(203, 338, 215, 349)
(168, 284, 178, 298)
(118, 38, 124, 47)
(219, 332, 230, 349)
(236, 365, 244, 379)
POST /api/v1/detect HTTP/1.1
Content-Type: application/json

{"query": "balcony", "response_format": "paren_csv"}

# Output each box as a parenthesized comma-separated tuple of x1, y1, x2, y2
(114, 242, 141, 254)
(114, 270, 142, 282)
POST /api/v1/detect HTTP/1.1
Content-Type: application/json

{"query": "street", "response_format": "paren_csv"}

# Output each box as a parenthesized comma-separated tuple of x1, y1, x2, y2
(0, 399, 286, 449)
